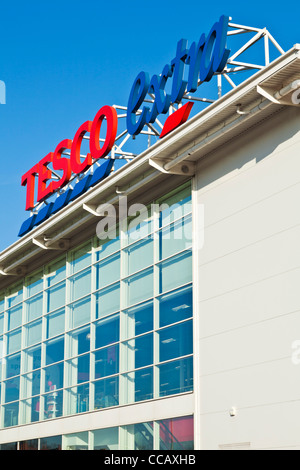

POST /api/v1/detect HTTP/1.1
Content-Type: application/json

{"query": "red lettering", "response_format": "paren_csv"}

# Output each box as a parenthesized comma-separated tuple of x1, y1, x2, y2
(21, 164, 38, 210)
(89, 105, 118, 160)
(70, 121, 93, 174)
(37, 153, 54, 202)
(52, 139, 73, 191)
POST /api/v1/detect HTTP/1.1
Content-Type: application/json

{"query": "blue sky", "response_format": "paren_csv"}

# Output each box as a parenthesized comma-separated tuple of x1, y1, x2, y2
(0, 0, 299, 251)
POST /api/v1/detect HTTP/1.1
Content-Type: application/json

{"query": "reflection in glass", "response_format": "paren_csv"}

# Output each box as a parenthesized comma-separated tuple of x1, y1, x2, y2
(25, 293, 43, 322)
(158, 251, 192, 294)
(159, 285, 193, 328)
(7, 305, 22, 331)
(4, 376, 20, 403)
(159, 320, 193, 362)
(43, 389, 63, 420)
(66, 325, 90, 358)
(6, 353, 21, 378)
(124, 236, 153, 276)
(95, 345, 119, 379)
(96, 253, 120, 289)
(46, 308, 65, 339)
(159, 356, 193, 397)
(122, 422, 153, 450)
(65, 383, 89, 416)
(123, 300, 153, 340)
(46, 336, 64, 365)
(94, 376, 119, 409)
(121, 333, 153, 372)
(69, 296, 91, 329)
(23, 345, 41, 373)
(121, 367, 153, 405)
(44, 362, 64, 392)
(46, 282, 66, 313)
(3, 402, 19, 428)
(70, 268, 91, 301)
(159, 415, 194, 450)
(93, 427, 119, 450)
(24, 319, 42, 347)
(124, 268, 153, 308)
(64, 431, 88, 450)
(95, 283, 120, 319)
(95, 314, 119, 349)
(40, 435, 62, 450)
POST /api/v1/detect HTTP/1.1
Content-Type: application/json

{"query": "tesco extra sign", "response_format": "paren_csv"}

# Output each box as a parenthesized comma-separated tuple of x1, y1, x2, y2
(19, 15, 230, 236)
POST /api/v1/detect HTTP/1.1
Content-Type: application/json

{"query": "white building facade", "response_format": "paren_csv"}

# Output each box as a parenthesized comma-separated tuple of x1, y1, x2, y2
(0, 43, 299, 450)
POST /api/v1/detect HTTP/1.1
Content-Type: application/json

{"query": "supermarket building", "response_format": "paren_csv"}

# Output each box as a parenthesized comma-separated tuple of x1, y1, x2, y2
(0, 18, 300, 450)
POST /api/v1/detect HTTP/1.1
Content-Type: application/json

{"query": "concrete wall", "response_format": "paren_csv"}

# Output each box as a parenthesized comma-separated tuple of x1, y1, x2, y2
(194, 106, 300, 450)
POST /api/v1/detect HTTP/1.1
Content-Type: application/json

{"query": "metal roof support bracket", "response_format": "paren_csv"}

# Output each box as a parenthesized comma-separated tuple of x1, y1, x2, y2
(0, 265, 27, 276)
(149, 158, 195, 176)
(257, 80, 300, 106)
(32, 237, 70, 251)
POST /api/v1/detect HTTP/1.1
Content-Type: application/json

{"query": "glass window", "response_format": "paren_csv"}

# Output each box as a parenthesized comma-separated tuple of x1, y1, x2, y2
(66, 353, 90, 386)
(7, 328, 22, 354)
(95, 282, 120, 319)
(27, 272, 43, 298)
(159, 215, 192, 260)
(3, 402, 19, 428)
(121, 367, 153, 404)
(159, 285, 193, 327)
(158, 251, 192, 294)
(0, 313, 4, 335)
(43, 389, 63, 420)
(0, 297, 4, 314)
(70, 243, 92, 274)
(65, 383, 89, 416)
(40, 435, 62, 451)
(121, 333, 153, 372)
(66, 325, 90, 358)
(6, 353, 21, 378)
(69, 296, 91, 329)
(122, 422, 153, 450)
(64, 431, 89, 450)
(7, 305, 22, 331)
(95, 344, 119, 379)
(70, 268, 91, 301)
(96, 253, 120, 289)
(22, 370, 41, 398)
(124, 236, 153, 276)
(123, 300, 153, 340)
(94, 376, 119, 409)
(4, 376, 20, 403)
(20, 397, 40, 424)
(96, 230, 120, 261)
(159, 356, 193, 397)
(24, 319, 42, 347)
(45, 336, 64, 365)
(159, 320, 193, 363)
(126, 208, 153, 246)
(44, 362, 64, 392)
(25, 293, 43, 322)
(7, 284, 23, 308)
(46, 308, 65, 339)
(95, 314, 119, 349)
(93, 427, 119, 450)
(46, 281, 66, 313)
(159, 415, 194, 450)
(124, 268, 153, 308)
(0, 442, 18, 450)
(23, 345, 41, 373)
(158, 185, 192, 228)
(46, 258, 66, 287)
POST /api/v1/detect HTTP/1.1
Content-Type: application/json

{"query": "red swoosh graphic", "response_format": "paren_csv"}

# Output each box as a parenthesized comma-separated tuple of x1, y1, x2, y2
(159, 101, 194, 139)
